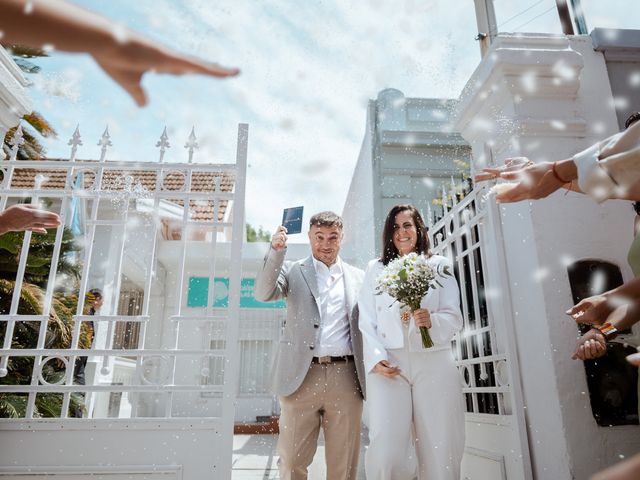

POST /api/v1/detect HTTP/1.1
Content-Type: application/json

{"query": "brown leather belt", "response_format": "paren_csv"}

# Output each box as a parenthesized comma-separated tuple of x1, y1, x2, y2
(312, 355, 353, 364)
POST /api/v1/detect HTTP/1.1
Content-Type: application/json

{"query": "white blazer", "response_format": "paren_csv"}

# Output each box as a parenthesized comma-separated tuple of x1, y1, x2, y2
(358, 254, 463, 373)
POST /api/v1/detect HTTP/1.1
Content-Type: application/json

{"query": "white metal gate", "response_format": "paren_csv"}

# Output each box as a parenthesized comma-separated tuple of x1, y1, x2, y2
(0, 124, 248, 479)
(429, 182, 533, 480)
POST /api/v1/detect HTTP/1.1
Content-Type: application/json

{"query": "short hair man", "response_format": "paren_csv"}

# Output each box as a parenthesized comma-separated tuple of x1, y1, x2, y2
(255, 211, 365, 480)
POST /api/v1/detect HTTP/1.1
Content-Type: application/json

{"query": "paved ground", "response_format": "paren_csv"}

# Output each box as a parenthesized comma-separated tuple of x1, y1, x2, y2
(232, 431, 368, 479)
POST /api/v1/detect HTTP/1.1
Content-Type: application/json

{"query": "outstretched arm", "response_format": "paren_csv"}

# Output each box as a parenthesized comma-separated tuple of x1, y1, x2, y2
(475, 158, 579, 203)
(475, 122, 640, 204)
(1, 0, 239, 106)
(568, 277, 640, 331)
(254, 226, 290, 302)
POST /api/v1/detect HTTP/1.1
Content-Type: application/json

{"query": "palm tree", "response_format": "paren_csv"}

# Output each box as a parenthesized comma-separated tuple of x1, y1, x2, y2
(2, 44, 57, 158)
(0, 228, 88, 418)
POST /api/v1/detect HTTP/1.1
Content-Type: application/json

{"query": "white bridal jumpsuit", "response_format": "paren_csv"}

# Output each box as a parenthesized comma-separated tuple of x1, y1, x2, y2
(358, 255, 465, 480)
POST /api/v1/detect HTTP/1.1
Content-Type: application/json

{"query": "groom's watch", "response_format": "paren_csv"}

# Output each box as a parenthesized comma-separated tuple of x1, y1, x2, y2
(595, 322, 618, 341)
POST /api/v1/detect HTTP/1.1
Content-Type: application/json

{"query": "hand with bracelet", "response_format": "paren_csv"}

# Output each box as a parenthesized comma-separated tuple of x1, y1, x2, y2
(568, 293, 640, 361)
(571, 328, 608, 361)
(474, 158, 581, 203)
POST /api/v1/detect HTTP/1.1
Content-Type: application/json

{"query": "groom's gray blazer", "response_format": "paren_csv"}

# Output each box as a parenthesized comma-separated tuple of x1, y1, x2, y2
(254, 247, 366, 399)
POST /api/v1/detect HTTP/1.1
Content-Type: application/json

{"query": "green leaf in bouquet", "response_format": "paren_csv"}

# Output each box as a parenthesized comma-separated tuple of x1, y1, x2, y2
(398, 269, 408, 281)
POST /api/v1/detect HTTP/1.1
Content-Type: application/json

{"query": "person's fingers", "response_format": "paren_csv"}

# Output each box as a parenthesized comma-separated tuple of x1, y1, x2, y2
(376, 360, 400, 377)
(32, 218, 60, 228)
(567, 303, 603, 325)
(495, 184, 527, 203)
(474, 170, 500, 182)
(150, 50, 241, 77)
(171, 58, 240, 77)
(575, 310, 601, 325)
(498, 169, 526, 181)
(19, 206, 61, 225)
(573, 346, 584, 360)
(30, 209, 60, 219)
(567, 299, 588, 316)
(384, 367, 401, 377)
(473, 174, 493, 183)
(117, 75, 147, 107)
(627, 352, 640, 366)
(95, 59, 148, 106)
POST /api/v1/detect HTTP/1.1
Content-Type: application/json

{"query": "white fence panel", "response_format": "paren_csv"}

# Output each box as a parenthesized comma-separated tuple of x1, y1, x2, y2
(0, 123, 248, 479)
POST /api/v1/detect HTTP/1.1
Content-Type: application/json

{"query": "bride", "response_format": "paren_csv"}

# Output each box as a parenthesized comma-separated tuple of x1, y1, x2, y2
(358, 204, 465, 479)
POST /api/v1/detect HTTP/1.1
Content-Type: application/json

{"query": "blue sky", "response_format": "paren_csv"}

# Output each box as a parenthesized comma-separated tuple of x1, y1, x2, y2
(25, 0, 637, 238)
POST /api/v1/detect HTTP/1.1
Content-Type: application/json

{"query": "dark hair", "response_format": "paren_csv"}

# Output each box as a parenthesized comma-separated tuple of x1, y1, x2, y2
(88, 288, 103, 300)
(309, 211, 343, 229)
(381, 204, 431, 265)
(625, 112, 640, 130)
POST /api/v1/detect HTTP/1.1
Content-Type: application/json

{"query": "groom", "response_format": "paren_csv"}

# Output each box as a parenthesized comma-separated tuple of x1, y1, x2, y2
(255, 211, 365, 480)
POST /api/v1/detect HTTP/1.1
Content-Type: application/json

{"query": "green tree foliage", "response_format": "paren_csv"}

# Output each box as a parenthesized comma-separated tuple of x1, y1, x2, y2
(0, 228, 88, 418)
(246, 223, 271, 242)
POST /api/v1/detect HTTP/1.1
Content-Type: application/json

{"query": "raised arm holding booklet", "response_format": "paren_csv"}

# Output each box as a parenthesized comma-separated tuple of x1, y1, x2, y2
(282, 206, 304, 234)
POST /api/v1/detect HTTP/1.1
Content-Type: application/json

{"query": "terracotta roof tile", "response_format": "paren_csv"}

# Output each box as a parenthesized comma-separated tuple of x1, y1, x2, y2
(6, 161, 234, 222)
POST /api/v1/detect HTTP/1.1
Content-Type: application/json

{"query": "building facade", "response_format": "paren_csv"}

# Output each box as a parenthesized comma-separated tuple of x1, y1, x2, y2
(341, 88, 472, 267)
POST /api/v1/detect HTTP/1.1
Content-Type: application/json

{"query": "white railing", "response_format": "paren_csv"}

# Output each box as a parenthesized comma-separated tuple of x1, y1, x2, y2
(429, 182, 511, 416)
(0, 124, 247, 428)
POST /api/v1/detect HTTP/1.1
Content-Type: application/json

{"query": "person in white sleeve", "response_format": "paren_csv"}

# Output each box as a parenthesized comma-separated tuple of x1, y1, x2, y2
(358, 204, 465, 480)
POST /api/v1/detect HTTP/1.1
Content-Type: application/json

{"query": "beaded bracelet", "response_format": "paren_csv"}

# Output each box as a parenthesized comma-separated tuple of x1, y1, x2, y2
(596, 322, 618, 340)
(551, 161, 571, 184)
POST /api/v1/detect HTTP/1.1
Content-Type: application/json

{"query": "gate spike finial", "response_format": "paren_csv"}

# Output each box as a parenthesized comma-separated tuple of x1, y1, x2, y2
(184, 126, 199, 164)
(156, 126, 171, 163)
(441, 184, 448, 214)
(97, 126, 112, 162)
(68, 125, 83, 162)
(8, 125, 25, 161)
(450, 176, 458, 205)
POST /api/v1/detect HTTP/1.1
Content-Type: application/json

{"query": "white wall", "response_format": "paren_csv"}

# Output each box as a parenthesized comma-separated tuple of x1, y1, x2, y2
(0, 422, 224, 479)
(341, 101, 377, 268)
(155, 241, 309, 422)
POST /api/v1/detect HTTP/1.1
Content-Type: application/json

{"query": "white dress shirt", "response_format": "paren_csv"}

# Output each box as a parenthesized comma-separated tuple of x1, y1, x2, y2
(312, 256, 352, 357)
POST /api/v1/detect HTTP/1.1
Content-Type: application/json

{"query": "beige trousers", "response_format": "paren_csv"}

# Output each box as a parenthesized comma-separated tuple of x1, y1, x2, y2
(277, 359, 363, 480)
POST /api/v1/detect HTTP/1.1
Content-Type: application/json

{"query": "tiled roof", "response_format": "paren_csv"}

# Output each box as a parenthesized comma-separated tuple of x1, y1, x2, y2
(6, 161, 234, 222)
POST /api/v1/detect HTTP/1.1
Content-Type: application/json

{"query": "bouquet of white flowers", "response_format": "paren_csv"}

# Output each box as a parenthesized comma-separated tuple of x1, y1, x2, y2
(375, 252, 451, 348)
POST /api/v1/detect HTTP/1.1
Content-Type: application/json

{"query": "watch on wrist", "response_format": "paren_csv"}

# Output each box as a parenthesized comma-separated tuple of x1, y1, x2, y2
(596, 322, 618, 340)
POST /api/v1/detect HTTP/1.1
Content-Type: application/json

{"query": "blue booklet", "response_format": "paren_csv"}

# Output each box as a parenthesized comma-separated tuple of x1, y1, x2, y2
(282, 206, 304, 234)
